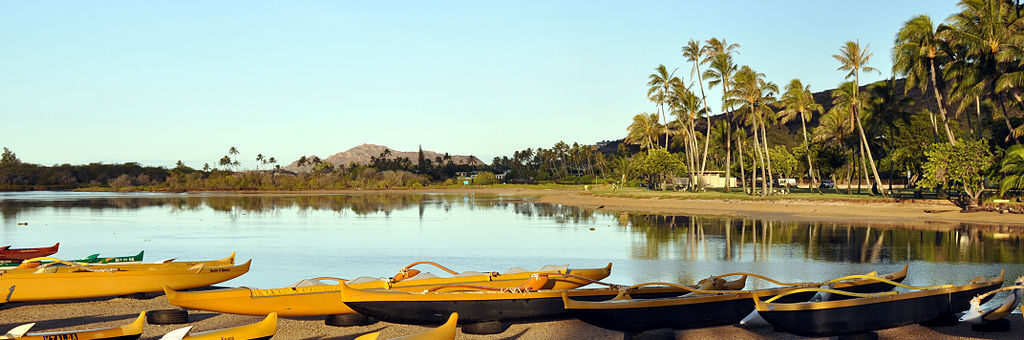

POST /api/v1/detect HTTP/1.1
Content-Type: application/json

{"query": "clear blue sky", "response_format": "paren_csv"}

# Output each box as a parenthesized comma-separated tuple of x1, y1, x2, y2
(1, 1, 960, 169)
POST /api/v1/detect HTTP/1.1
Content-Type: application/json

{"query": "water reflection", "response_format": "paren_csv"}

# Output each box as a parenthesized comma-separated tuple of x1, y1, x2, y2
(623, 214, 1024, 264)
(1, 192, 1021, 266)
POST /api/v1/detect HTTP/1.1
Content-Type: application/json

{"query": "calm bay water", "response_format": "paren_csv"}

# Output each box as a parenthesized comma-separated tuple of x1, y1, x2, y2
(1, 191, 1021, 290)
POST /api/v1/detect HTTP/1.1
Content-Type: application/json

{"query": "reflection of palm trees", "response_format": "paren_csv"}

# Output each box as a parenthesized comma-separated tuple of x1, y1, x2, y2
(617, 214, 1024, 264)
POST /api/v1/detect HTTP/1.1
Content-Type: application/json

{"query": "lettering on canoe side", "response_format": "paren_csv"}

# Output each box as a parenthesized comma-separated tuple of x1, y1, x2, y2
(209, 268, 230, 273)
(219, 337, 235, 340)
(42, 334, 79, 340)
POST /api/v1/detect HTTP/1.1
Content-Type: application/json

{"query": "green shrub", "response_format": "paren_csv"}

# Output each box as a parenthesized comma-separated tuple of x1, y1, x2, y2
(473, 172, 498, 185)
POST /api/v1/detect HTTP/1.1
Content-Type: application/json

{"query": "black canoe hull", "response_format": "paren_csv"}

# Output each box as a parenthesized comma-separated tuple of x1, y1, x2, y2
(566, 275, 907, 332)
(760, 283, 1000, 337)
(345, 290, 683, 325)
(570, 295, 754, 332)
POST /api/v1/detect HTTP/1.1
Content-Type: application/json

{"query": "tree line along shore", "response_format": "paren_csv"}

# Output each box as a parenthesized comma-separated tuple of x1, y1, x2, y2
(3, 0, 1024, 211)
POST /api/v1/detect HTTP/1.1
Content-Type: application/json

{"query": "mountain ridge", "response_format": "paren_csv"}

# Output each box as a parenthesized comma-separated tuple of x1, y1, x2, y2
(284, 144, 483, 172)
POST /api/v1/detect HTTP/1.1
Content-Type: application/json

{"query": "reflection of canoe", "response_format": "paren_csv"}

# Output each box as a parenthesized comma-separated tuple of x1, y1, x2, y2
(562, 266, 908, 332)
(1, 251, 145, 268)
(160, 313, 276, 340)
(755, 270, 1004, 337)
(165, 262, 611, 317)
(0, 243, 58, 261)
(0, 312, 145, 340)
(0, 259, 251, 303)
(338, 275, 742, 325)
(355, 313, 457, 340)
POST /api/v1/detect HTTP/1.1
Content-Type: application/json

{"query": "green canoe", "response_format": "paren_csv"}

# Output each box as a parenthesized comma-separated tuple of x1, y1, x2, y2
(0, 250, 144, 267)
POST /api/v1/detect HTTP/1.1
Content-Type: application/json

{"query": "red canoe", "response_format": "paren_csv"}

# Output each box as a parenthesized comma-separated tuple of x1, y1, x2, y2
(0, 243, 59, 261)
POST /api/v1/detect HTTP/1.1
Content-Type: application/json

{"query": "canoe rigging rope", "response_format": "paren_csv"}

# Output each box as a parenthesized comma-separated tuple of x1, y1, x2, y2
(544, 273, 625, 289)
(763, 288, 898, 303)
(710, 272, 816, 287)
(622, 282, 744, 296)
(401, 261, 461, 275)
(820, 274, 953, 291)
(969, 282, 1024, 303)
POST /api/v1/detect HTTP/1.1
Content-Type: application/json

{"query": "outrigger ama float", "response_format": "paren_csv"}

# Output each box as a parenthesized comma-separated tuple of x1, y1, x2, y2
(354, 313, 457, 340)
(165, 261, 611, 316)
(160, 313, 277, 340)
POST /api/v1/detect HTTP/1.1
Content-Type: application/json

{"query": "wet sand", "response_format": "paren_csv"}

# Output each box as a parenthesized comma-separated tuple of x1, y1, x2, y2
(0, 294, 1021, 339)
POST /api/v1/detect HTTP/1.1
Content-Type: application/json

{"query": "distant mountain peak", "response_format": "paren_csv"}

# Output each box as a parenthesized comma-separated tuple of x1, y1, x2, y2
(284, 144, 482, 172)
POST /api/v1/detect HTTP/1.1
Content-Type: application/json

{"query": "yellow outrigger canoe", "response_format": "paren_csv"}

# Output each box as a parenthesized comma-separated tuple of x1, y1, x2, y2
(0, 312, 145, 340)
(159, 313, 277, 340)
(165, 261, 611, 316)
(355, 313, 457, 340)
(0, 256, 250, 303)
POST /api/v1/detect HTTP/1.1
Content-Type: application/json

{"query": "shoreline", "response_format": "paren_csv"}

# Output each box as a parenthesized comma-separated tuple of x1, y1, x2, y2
(75, 186, 1024, 229)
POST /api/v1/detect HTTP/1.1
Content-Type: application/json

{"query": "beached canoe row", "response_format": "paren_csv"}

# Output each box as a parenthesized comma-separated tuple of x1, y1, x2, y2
(0, 244, 1017, 338)
(159, 259, 1018, 337)
(0, 253, 247, 303)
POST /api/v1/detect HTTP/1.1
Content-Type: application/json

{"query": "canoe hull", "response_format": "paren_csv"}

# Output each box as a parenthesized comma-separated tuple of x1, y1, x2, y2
(0, 243, 59, 261)
(759, 280, 1000, 336)
(565, 268, 908, 332)
(0, 261, 250, 303)
(345, 288, 683, 325)
(166, 264, 612, 317)
(179, 313, 276, 340)
(167, 286, 355, 316)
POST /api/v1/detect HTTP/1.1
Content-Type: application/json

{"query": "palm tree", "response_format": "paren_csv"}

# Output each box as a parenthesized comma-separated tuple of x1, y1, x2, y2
(779, 79, 825, 191)
(893, 14, 957, 144)
(671, 84, 706, 189)
(1001, 144, 1024, 196)
(727, 66, 778, 196)
(865, 78, 916, 192)
(942, 0, 1023, 144)
(834, 40, 887, 197)
(826, 82, 863, 193)
(627, 113, 660, 153)
(814, 109, 854, 194)
(682, 39, 713, 182)
(703, 38, 741, 192)
(725, 123, 749, 194)
(648, 65, 682, 148)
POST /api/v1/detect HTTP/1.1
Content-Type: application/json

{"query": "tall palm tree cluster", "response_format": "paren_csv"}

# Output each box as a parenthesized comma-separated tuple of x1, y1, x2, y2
(492, 142, 608, 183)
(624, 0, 1024, 198)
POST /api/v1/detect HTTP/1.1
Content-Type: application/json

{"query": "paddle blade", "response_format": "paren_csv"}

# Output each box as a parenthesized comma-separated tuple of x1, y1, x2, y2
(2, 323, 34, 338)
(159, 326, 193, 340)
(959, 299, 985, 324)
